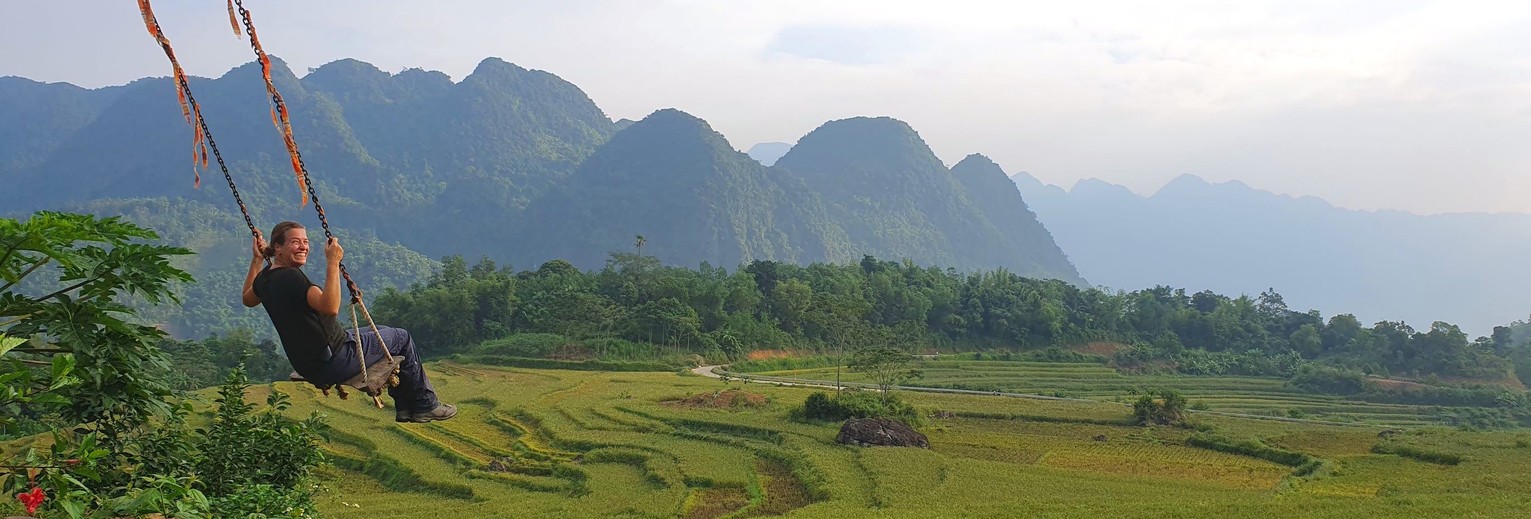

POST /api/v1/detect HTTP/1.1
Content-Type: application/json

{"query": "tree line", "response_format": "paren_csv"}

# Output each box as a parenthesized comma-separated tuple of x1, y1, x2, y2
(367, 250, 1529, 384)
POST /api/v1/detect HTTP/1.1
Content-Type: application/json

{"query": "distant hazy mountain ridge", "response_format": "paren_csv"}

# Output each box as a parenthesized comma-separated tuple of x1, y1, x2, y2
(1012, 172, 1531, 334)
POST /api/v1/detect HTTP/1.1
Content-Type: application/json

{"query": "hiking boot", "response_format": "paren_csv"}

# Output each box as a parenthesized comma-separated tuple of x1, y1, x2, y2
(397, 403, 457, 423)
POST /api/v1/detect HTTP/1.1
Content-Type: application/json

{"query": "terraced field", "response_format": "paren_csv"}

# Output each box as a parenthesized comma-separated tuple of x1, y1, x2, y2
(747, 360, 1445, 425)
(276, 362, 1531, 517)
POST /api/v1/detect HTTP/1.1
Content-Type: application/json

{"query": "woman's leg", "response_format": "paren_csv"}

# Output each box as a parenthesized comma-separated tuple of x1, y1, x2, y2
(353, 326, 441, 414)
(313, 326, 442, 415)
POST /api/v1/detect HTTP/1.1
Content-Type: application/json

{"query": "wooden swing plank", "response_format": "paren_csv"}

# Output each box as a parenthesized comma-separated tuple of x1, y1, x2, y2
(288, 358, 399, 392)
(343, 357, 401, 392)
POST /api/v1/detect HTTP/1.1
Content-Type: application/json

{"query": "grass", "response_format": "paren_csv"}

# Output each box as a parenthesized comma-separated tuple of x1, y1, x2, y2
(748, 359, 1460, 426)
(279, 361, 1531, 518)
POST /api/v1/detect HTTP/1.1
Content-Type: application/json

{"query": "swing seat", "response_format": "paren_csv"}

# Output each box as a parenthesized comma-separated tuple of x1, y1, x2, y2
(343, 357, 402, 394)
(289, 357, 401, 405)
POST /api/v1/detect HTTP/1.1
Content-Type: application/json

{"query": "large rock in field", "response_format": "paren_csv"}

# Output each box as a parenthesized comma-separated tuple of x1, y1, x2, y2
(836, 418, 928, 448)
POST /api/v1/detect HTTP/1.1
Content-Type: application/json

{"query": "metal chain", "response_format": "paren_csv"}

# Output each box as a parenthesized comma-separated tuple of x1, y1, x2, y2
(187, 80, 259, 239)
(139, 1, 259, 239)
(233, 0, 362, 302)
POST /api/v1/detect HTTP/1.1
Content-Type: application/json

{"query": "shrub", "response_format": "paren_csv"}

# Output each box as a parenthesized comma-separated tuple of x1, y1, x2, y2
(197, 368, 328, 499)
(137, 366, 328, 516)
(1015, 347, 1108, 364)
(1371, 442, 1462, 465)
(476, 333, 574, 358)
(1187, 433, 1318, 469)
(1288, 364, 1371, 395)
(794, 391, 921, 425)
(1133, 389, 1188, 425)
(802, 392, 841, 421)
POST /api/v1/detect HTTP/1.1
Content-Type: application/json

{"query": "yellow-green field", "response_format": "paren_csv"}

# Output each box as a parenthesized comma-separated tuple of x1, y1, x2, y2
(746, 361, 1446, 425)
(274, 362, 1531, 518)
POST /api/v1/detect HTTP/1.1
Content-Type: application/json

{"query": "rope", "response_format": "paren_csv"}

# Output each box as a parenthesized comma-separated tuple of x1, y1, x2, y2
(348, 303, 384, 408)
(355, 298, 397, 367)
(232, 0, 362, 303)
(349, 304, 368, 386)
(136, 0, 258, 239)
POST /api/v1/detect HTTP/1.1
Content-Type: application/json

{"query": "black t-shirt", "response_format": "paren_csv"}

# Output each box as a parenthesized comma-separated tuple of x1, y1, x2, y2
(253, 266, 346, 376)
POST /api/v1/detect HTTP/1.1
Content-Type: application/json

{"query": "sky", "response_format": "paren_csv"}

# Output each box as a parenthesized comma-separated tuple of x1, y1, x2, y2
(3, 0, 1530, 215)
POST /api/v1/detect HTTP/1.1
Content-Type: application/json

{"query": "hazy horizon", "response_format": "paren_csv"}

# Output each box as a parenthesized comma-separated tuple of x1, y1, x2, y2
(5, 0, 1530, 216)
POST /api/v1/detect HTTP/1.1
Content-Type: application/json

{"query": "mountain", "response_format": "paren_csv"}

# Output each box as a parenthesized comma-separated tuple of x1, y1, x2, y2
(5, 58, 1089, 338)
(6, 57, 399, 220)
(0, 76, 125, 173)
(1013, 172, 1531, 334)
(774, 117, 1081, 280)
(950, 154, 1082, 283)
(745, 142, 792, 166)
(512, 109, 848, 269)
(289, 57, 621, 260)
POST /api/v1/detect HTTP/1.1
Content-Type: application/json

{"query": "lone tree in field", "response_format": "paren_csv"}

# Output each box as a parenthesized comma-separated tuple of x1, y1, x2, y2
(850, 346, 921, 407)
(1133, 389, 1188, 425)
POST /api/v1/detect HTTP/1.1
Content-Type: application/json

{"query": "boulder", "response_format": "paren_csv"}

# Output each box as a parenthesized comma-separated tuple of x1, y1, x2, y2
(836, 418, 928, 448)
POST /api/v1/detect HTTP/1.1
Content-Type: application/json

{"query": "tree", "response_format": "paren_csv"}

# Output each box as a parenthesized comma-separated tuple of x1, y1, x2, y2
(770, 279, 814, 335)
(1133, 389, 1188, 425)
(1322, 314, 1363, 353)
(820, 295, 872, 394)
(630, 297, 702, 348)
(1, 212, 328, 516)
(1492, 326, 1514, 354)
(536, 258, 581, 278)
(1, 212, 190, 449)
(849, 345, 920, 407)
(1290, 324, 1322, 359)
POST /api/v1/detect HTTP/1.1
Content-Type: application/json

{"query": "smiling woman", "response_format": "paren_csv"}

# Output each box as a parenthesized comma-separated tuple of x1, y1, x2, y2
(129, 0, 461, 421)
(242, 220, 459, 423)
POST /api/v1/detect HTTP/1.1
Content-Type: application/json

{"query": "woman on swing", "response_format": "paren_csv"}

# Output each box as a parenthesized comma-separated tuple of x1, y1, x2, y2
(242, 221, 457, 423)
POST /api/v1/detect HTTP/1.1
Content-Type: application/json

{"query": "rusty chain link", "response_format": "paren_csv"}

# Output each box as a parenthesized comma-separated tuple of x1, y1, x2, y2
(233, 0, 363, 302)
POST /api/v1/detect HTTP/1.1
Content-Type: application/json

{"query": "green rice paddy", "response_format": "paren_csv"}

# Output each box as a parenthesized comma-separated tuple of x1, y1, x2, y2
(273, 361, 1531, 518)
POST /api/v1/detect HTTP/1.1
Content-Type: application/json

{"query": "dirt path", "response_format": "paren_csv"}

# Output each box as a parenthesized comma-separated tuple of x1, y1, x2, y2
(693, 365, 846, 391)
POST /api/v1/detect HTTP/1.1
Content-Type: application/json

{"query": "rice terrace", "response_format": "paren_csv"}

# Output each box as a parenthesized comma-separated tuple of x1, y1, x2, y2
(253, 359, 1531, 518)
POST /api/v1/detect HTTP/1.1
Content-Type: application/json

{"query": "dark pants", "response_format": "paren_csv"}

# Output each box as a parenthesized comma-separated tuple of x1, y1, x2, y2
(312, 325, 440, 413)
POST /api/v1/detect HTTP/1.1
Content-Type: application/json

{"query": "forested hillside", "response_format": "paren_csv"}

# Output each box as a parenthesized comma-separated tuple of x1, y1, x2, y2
(3, 57, 1081, 337)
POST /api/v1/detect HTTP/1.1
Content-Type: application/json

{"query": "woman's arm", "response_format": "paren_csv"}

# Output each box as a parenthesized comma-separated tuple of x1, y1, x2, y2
(305, 237, 344, 316)
(241, 233, 266, 307)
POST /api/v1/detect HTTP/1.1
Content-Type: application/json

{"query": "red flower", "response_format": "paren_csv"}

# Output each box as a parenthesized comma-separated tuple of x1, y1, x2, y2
(16, 486, 44, 515)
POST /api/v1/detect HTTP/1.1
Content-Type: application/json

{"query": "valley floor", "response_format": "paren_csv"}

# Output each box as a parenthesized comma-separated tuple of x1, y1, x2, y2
(271, 362, 1531, 518)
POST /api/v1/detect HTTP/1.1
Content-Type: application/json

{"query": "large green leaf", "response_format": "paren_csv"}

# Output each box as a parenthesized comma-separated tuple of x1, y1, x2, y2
(0, 333, 23, 356)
